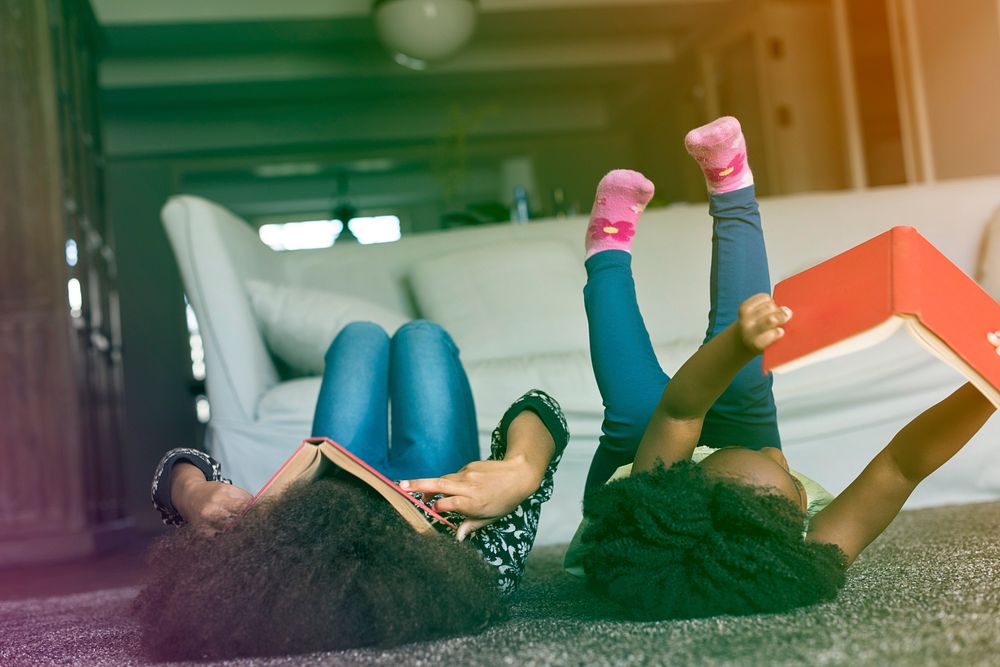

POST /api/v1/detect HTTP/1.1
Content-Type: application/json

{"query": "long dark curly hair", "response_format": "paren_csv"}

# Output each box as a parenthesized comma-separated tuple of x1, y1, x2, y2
(581, 460, 847, 620)
(133, 476, 505, 660)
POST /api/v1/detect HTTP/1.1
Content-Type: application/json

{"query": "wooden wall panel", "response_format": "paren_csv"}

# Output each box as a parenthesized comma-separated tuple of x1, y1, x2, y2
(0, 312, 85, 536)
(0, 0, 129, 565)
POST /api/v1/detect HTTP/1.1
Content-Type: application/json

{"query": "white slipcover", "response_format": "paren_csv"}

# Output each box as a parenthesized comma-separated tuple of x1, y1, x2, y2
(162, 177, 1000, 544)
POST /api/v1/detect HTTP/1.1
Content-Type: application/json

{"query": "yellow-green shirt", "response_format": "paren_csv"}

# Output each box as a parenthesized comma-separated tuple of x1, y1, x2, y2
(564, 446, 833, 578)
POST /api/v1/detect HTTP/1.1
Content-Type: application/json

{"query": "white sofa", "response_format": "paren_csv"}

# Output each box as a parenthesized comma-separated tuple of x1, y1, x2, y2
(163, 177, 1000, 545)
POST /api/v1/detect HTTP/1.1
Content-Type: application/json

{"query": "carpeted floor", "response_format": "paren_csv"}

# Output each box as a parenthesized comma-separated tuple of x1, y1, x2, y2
(3, 502, 1000, 667)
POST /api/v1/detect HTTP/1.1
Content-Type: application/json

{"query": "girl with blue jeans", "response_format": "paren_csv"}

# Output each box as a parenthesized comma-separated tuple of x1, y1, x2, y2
(566, 117, 996, 620)
(311, 320, 481, 481)
(153, 319, 567, 596)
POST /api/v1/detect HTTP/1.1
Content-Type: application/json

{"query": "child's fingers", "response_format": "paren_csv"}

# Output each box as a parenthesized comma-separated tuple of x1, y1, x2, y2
(748, 301, 791, 331)
(739, 293, 771, 320)
(739, 293, 772, 317)
(456, 518, 492, 542)
(753, 326, 785, 350)
(399, 477, 469, 497)
(433, 494, 477, 515)
(745, 296, 780, 318)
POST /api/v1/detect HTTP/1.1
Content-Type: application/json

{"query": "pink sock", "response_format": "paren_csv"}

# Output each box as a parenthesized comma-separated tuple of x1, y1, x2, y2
(585, 170, 655, 259)
(684, 116, 754, 194)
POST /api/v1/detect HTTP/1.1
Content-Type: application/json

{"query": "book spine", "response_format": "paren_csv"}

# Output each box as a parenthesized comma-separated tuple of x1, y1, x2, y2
(251, 442, 309, 502)
(890, 226, 923, 315)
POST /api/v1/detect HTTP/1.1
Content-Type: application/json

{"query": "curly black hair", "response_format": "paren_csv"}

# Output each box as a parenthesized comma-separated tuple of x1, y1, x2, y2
(581, 460, 847, 620)
(133, 476, 505, 660)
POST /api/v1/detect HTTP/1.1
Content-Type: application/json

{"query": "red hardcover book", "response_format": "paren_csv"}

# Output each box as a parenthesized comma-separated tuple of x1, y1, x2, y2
(763, 226, 1000, 407)
(248, 437, 457, 535)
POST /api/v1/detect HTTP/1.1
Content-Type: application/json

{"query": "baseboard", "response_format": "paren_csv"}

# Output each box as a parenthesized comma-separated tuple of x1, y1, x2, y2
(0, 518, 136, 568)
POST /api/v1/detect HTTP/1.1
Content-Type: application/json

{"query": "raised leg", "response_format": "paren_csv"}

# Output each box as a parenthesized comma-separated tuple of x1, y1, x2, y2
(311, 321, 391, 469)
(582, 170, 667, 494)
(685, 117, 780, 449)
(387, 320, 479, 480)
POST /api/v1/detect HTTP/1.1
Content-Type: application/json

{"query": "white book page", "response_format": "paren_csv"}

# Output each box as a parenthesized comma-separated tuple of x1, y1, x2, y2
(904, 318, 1000, 408)
(771, 317, 904, 375)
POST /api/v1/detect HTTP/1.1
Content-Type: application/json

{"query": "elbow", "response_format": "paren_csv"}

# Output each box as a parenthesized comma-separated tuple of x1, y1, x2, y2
(884, 449, 927, 487)
(656, 392, 705, 423)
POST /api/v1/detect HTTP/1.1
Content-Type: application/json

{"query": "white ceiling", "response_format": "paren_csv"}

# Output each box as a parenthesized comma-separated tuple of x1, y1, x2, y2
(93, 0, 735, 101)
(91, 0, 739, 171)
(91, 0, 730, 25)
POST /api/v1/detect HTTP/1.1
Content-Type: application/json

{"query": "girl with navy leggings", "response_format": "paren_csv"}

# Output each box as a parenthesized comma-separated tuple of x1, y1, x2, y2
(564, 117, 996, 621)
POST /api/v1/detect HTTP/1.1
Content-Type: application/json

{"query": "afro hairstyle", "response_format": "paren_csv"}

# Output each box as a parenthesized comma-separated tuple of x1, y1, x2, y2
(580, 459, 847, 620)
(133, 475, 505, 660)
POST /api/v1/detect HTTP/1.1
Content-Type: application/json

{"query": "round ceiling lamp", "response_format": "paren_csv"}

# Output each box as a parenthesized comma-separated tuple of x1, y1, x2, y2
(373, 0, 478, 67)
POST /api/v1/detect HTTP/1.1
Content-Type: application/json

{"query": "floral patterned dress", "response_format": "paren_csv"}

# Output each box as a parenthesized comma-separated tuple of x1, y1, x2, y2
(151, 389, 567, 597)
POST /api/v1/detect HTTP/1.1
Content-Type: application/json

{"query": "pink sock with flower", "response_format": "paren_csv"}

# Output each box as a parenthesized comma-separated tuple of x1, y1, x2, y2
(584, 169, 655, 259)
(684, 116, 754, 194)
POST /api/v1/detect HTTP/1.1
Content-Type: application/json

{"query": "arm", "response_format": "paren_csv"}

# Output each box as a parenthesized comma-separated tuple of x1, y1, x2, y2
(633, 294, 791, 473)
(807, 382, 995, 564)
(402, 410, 555, 540)
(151, 448, 252, 535)
(170, 463, 253, 536)
(401, 389, 567, 541)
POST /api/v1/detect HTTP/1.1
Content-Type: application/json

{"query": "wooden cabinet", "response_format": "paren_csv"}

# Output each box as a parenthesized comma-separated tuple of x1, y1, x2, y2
(0, 0, 129, 566)
(698, 0, 851, 196)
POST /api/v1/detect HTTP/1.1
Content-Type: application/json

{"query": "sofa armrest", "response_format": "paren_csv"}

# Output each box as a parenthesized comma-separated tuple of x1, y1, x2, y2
(161, 195, 280, 423)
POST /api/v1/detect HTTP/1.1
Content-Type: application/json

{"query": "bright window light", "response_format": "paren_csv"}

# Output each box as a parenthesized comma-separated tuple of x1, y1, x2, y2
(258, 216, 401, 250)
(195, 395, 211, 423)
(67, 278, 82, 318)
(185, 299, 206, 381)
(349, 216, 402, 245)
(258, 220, 344, 251)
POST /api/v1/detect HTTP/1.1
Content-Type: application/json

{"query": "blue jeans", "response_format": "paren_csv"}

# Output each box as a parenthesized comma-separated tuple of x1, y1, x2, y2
(583, 185, 780, 493)
(310, 320, 479, 480)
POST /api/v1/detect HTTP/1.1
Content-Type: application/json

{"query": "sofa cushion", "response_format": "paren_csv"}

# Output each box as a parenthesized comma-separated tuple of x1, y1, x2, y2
(246, 280, 408, 376)
(409, 241, 590, 362)
(257, 376, 323, 423)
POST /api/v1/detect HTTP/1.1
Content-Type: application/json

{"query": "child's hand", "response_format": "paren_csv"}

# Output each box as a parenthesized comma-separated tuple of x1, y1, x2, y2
(737, 293, 792, 353)
(172, 463, 253, 536)
(401, 457, 542, 541)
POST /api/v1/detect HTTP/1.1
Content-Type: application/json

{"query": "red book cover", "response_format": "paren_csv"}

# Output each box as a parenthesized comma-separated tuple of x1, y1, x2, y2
(763, 226, 1000, 405)
(248, 437, 458, 533)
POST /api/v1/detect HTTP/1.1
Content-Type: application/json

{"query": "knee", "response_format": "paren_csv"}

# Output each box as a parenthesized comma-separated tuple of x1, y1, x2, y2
(601, 425, 646, 456)
(326, 321, 389, 359)
(392, 319, 456, 351)
(601, 404, 658, 455)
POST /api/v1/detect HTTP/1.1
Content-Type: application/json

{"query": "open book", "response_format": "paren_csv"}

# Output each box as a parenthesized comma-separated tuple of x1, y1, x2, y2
(762, 226, 1000, 408)
(248, 438, 457, 535)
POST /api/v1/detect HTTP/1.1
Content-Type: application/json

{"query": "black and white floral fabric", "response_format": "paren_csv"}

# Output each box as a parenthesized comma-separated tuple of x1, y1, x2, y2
(150, 389, 568, 598)
(414, 389, 568, 596)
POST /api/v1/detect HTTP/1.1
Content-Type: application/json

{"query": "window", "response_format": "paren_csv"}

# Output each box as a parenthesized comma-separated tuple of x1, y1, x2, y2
(347, 215, 402, 244)
(258, 216, 401, 251)
(184, 297, 211, 424)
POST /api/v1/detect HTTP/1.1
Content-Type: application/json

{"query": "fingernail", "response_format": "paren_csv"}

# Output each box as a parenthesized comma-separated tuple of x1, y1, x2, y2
(399, 480, 410, 489)
(776, 327, 785, 337)
(781, 306, 793, 319)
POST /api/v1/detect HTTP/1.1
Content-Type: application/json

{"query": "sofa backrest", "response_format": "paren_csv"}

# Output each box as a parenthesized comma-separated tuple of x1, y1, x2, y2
(282, 177, 1000, 345)
(162, 195, 283, 423)
(163, 177, 1000, 421)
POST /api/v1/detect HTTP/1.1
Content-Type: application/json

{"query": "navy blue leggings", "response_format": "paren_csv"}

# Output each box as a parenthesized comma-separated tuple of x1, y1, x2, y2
(583, 185, 780, 493)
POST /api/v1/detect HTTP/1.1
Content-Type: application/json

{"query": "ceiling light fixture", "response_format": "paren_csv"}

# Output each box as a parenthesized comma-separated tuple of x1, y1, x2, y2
(373, 0, 477, 66)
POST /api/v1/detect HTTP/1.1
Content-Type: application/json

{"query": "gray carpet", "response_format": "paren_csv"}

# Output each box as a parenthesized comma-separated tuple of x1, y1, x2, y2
(3, 502, 1000, 667)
